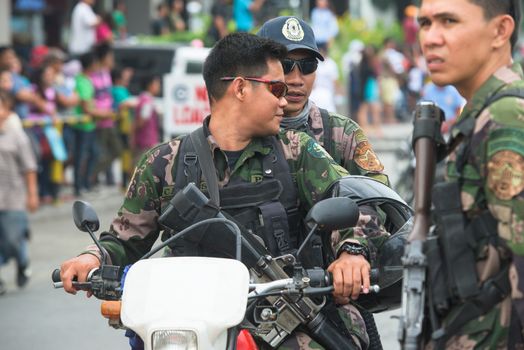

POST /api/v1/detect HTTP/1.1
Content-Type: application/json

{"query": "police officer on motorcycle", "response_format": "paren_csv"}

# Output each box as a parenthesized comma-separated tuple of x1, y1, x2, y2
(58, 33, 393, 349)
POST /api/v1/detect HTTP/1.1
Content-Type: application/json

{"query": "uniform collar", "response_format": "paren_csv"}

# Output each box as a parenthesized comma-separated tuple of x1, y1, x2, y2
(458, 63, 524, 123)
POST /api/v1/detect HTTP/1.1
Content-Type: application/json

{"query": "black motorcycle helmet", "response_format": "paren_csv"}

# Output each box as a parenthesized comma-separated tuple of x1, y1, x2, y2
(326, 175, 414, 313)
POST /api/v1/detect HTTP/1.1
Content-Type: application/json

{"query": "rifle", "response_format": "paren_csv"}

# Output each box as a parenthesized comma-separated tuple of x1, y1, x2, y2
(398, 102, 444, 349)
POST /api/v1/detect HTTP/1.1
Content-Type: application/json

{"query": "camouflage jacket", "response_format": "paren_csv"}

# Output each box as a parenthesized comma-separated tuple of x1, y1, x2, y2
(95, 118, 386, 267)
(437, 62, 524, 348)
(448, 62, 524, 256)
(296, 101, 389, 186)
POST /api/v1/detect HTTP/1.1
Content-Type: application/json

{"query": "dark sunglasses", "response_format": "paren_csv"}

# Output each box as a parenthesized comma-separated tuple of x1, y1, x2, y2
(281, 58, 318, 75)
(220, 77, 288, 98)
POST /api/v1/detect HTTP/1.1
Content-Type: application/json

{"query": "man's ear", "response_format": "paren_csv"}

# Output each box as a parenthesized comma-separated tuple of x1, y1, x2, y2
(492, 14, 515, 49)
(232, 77, 247, 100)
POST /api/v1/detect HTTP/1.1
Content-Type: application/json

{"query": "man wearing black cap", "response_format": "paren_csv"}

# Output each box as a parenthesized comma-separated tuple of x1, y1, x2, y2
(258, 16, 389, 186)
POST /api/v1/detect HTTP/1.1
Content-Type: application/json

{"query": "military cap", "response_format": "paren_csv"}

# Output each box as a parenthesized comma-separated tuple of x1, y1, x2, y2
(257, 16, 324, 61)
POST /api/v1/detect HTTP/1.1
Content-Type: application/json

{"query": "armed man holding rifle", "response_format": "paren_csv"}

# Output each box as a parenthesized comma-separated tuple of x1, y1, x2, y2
(401, 0, 524, 348)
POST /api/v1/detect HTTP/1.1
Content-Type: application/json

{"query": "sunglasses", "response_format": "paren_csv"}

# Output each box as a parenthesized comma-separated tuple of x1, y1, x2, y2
(281, 58, 318, 75)
(220, 76, 288, 98)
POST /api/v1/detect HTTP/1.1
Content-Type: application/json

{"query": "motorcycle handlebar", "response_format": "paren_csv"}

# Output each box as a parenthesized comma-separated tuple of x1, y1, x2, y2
(52, 268, 98, 291)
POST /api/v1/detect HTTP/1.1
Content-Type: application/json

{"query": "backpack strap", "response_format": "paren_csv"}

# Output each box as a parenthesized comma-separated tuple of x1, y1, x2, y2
(319, 108, 333, 155)
(174, 128, 219, 205)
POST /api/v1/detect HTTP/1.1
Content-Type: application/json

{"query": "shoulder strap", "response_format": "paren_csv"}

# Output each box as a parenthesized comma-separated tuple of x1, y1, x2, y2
(319, 108, 333, 154)
(189, 127, 220, 206)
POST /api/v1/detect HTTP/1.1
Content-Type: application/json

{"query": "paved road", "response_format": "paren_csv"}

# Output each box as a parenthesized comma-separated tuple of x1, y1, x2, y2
(0, 122, 412, 349)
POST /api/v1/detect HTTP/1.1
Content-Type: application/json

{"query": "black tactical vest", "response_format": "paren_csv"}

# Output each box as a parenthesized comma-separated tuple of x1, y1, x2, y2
(170, 131, 314, 263)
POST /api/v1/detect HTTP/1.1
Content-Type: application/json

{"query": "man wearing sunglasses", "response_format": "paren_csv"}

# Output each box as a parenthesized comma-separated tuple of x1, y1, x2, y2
(58, 32, 386, 349)
(258, 16, 389, 186)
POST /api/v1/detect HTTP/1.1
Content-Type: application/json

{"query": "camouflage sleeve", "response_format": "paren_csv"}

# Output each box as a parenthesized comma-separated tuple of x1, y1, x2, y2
(280, 130, 349, 209)
(331, 113, 390, 186)
(280, 130, 388, 260)
(97, 140, 181, 266)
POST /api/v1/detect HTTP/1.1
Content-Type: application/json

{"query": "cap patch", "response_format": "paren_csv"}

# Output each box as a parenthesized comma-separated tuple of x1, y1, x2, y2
(282, 18, 304, 42)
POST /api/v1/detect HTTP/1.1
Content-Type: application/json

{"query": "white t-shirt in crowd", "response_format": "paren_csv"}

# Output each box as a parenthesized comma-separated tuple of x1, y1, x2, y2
(69, 2, 98, 55)
(310, 57, 339, 112)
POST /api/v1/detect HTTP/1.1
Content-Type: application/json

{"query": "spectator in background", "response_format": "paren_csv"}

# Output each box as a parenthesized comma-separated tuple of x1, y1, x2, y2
(233, 0, 264, 32)
(43, 50, 80, 174)
(309, 43, 340, 112)
(0, 68, 22, 130)
(112, 0, 128, 40)
(151, 2, 171, 36)
(382, 37, 406, 76)
(310, 0, 339, 47)
(402, 5, 419, 52)
(207, 0, 232, 45)
(379, 58, 400, 124)
(0, 90, 39, 293)
(111, 67, 136, 189)
(69, 0, 100, 56)
(342, 39, 364, 118)
(90, 43, 121, 187)
(421, 82, 466, 134)
(96, 12, 115, 44)
(0, 46, 47, 120)
(132, 75, 161, 165)
(72, 52, 101, 197)
(357, 45, 382, 136)
(28, 65, 60, 204)
(169, 0, 187, 33)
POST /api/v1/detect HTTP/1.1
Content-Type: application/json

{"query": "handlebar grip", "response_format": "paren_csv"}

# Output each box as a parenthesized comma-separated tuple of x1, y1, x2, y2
(52, 268, 61, 283)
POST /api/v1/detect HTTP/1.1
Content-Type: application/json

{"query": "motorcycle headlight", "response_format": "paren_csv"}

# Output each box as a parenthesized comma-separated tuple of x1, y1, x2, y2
(152, 330, 198, 350)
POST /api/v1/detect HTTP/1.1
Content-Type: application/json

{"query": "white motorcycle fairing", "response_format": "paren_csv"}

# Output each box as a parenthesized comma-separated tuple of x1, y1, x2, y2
(121, 257, 250, 350)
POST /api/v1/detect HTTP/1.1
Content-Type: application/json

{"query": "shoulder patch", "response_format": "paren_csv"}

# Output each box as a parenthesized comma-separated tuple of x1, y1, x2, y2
(354, 141, 384, 172)
(487, 150, 524, 200)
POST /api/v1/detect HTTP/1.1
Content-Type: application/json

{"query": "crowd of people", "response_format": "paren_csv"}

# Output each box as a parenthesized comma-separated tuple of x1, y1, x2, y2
(0, 40, 163, 293)
(3, 0, 524, 349)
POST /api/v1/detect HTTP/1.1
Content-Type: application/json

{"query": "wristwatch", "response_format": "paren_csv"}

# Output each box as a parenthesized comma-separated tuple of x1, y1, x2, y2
(337, 242, 369, 261)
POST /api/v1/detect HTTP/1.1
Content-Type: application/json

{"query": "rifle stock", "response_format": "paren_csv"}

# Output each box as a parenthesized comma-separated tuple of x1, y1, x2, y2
(398, 102, 444, 349)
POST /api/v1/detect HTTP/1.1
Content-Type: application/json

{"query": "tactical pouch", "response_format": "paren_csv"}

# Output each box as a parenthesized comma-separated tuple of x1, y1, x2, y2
(432, 181, 479, 301)
(425, 235, 451, 315)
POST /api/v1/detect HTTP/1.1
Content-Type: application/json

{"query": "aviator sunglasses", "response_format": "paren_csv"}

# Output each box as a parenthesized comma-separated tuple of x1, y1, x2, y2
(281, 58, 318, 75)
(220, 77, 288, 98)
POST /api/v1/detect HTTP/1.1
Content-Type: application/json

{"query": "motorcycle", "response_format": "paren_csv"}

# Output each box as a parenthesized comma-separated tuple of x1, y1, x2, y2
(52, 182, 407, 350)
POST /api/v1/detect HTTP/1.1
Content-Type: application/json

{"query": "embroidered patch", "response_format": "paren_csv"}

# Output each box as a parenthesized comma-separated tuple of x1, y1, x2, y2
(487, 150, 524, 200)
(354, 141, 384, 172)
(306, 139, 327, 159)
(281, 17, 304, 42)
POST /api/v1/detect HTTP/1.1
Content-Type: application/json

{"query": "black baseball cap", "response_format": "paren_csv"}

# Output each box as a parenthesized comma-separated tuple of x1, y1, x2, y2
(257, 16, 324, 61)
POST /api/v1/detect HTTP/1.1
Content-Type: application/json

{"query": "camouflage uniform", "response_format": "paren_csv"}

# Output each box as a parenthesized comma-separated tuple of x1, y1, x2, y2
(93, 119, 386, 349)
(295, 102, 389, 186)
(429, 63, 524, 349)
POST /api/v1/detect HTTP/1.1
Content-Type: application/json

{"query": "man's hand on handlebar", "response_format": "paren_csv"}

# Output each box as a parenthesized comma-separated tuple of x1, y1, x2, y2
(60, 253, 101, 296)
(327, 253, 370, 303)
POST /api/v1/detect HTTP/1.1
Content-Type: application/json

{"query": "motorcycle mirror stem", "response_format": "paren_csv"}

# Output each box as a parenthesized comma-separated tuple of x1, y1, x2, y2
(296, 197, 360, 261)
(72, 200, 107, 265)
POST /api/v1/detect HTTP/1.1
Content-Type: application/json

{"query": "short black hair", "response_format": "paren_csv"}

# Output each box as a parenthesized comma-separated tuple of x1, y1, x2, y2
(79, 51, 96, 71)
(141, 75, 159, 91)
(203, 32, 287, 102)
(111, 67, 123, 82)
(468, 0, 521, 49)
(93, 42, 113, 61)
